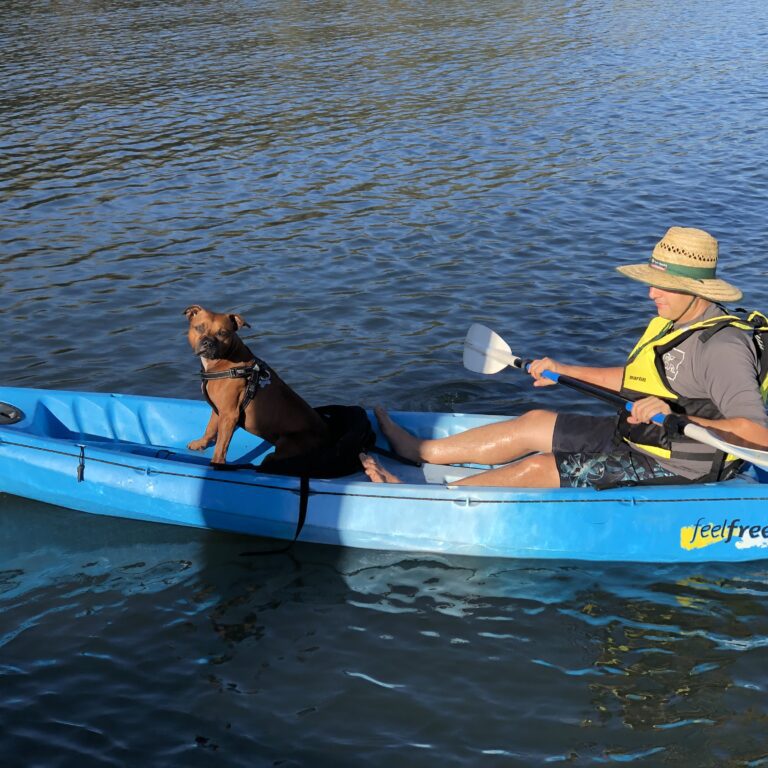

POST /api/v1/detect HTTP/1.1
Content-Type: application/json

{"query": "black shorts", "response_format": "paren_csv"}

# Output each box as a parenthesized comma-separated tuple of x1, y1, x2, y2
(551, 413, 677, 489)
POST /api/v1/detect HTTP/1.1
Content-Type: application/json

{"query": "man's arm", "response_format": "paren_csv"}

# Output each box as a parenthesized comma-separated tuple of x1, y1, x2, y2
(528, 359, 624, 392)
(699, 331, 768, 447)
(626, 399, 768, 449)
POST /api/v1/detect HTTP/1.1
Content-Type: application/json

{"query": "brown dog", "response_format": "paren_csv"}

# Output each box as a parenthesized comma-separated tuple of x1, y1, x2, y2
(184, 305, 329, 465)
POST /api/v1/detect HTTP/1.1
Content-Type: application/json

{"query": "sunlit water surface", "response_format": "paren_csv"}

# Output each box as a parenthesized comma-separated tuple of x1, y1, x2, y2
(3, 0, 768, 765)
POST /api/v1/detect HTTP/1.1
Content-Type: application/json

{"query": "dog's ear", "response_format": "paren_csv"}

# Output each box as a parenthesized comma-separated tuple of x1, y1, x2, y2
(184, 305, 203, 321)
(230, 314, 250, 330)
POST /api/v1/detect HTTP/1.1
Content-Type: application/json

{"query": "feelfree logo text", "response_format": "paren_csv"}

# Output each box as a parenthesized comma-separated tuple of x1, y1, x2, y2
(681, 517, 768, 551)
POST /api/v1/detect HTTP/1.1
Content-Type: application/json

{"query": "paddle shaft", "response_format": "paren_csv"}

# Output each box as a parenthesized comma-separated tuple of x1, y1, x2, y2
(532, 366, 665, 425)
(469, 341, 662, 422)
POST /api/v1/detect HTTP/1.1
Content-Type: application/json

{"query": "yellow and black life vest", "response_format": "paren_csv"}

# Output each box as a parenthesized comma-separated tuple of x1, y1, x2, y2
(618, 309, 768, 475)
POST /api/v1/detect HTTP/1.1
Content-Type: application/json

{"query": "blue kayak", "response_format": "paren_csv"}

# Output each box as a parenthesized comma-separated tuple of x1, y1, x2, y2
(1, 386, 768, 562)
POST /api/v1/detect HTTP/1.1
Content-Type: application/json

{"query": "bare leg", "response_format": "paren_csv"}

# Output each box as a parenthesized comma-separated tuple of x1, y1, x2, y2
(375, 406, 557, 466)
(360, 451, 560, 488)
(453, 453, 559, 487)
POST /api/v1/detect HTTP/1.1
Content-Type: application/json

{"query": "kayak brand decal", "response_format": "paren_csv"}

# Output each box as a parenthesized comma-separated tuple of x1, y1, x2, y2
(681, 517, 768, 551)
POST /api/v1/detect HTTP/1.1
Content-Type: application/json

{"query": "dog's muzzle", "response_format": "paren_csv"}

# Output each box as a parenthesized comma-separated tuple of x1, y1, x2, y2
(195, 337, 224, 359)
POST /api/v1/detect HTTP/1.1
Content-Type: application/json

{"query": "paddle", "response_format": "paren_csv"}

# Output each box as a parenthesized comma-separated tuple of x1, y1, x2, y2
(463, 323, 768, 471)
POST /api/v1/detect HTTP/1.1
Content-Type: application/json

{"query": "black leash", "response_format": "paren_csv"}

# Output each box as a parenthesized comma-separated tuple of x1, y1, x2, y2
(240, 474, 310, 556)
(227, 402, 418, 555)
(237, 447, 418, 557)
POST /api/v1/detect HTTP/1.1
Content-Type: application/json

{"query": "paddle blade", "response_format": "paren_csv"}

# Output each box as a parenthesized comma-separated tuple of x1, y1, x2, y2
(463, 324, 520, 374)
(682, 423, 768, 470)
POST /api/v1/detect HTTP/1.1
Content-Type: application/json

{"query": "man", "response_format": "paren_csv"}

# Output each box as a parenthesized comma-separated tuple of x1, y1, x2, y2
(361, 226, 768, 488)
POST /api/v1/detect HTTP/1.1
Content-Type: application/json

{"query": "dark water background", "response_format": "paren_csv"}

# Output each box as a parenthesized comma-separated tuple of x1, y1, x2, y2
(3, 0, 768, 764)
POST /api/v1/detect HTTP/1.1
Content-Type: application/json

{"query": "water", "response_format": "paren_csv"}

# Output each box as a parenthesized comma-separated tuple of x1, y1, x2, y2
(3, 0, 768, 764)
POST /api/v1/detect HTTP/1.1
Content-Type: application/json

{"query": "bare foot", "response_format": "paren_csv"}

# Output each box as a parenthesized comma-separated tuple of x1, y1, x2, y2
(374, 406, 424, 463)
(359, 453, 402, 483)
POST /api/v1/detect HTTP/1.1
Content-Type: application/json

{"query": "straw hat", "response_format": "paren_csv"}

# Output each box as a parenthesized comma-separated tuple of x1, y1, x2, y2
(616, 227, 742, 302)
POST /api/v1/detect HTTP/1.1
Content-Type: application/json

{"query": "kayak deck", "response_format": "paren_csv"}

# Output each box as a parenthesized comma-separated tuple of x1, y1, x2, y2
(3, 387, 495, 481)
(2, 386, 768, 562)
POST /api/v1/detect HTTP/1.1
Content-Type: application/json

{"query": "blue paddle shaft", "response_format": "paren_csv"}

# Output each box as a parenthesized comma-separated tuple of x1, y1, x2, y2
(529, 366, 666, 425)
(621, 399, 665, 425)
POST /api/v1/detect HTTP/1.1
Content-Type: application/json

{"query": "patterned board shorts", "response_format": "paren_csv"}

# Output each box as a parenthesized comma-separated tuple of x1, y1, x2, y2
(552, 413, 678, 489)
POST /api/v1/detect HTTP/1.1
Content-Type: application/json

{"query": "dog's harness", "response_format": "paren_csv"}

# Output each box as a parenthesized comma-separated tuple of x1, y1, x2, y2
(199, 357, 272, 416)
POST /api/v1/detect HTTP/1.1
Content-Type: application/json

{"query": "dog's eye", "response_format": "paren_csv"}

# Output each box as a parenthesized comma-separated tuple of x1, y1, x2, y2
(194, 324, 205, 333)
(216, 330, 230, 339)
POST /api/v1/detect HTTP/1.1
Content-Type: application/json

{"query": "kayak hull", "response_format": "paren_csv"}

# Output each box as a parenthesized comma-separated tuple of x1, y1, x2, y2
(2, 386, 768, 562)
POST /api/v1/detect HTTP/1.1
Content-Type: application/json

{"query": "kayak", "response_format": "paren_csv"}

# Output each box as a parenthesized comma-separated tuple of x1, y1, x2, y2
(1, 386, 768, 563)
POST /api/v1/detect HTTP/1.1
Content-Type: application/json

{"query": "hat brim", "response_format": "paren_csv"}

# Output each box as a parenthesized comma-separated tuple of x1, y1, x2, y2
(616, 264, 742, 303)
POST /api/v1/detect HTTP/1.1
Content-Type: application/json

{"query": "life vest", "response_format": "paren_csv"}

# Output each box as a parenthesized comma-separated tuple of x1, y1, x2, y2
(618, 309, 768, 477)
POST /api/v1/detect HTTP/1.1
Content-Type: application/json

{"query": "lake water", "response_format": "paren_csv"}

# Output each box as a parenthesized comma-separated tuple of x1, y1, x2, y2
(3, 0, 768, 765)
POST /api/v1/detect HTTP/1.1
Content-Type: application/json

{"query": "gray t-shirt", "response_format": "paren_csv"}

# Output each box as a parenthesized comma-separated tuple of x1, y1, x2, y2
(633, 304, 768, 478)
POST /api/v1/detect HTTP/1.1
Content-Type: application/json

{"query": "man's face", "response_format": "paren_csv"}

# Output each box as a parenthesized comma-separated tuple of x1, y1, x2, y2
(648, 286, 697, 320)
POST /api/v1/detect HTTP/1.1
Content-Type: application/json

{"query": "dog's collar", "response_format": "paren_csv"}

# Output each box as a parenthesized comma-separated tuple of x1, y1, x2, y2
(200, 364, 258, 381)
(199, 357, 269, 382)
(198, 358, 272, 416)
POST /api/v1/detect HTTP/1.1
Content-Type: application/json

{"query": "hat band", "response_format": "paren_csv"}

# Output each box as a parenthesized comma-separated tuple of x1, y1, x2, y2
(649, 256, 717, 280)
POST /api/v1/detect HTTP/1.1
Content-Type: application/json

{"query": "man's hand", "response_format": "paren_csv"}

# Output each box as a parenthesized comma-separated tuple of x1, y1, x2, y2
(528, 357, 562, 387)
(627, 396, 672, 425)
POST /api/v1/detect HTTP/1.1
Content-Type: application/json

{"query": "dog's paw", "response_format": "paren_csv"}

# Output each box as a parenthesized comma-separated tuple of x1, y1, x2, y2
(188, 438, 212, 451)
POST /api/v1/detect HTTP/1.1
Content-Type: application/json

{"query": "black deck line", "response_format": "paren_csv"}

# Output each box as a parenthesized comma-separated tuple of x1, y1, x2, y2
(3, 435, 768, 506)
